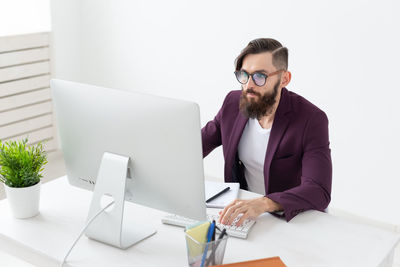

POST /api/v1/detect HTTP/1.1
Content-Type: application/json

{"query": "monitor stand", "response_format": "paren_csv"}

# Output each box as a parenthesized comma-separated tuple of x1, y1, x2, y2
(85, 152, 156, 249)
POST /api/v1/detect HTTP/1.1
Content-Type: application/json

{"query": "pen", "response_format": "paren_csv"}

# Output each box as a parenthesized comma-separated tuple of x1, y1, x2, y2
(212, 221, 216, 241)
(206, 187, 230, 203)
(201, 221, 215, 267)
(211, 221, 216, 265)
(218, 228, 227, 240)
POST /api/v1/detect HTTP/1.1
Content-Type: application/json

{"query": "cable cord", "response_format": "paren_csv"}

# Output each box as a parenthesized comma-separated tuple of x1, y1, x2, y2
(59, 200, 115, 267)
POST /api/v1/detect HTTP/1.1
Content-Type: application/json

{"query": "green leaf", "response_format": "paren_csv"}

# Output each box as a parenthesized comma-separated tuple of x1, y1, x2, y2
(0, 138, 47, 188)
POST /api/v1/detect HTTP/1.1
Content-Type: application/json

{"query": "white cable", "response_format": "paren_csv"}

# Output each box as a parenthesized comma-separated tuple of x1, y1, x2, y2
(59, 200, 115, 267)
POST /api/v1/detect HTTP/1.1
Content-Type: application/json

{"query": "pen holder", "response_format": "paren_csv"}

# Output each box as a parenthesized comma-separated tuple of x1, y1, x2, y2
(185, 232, 228, 267)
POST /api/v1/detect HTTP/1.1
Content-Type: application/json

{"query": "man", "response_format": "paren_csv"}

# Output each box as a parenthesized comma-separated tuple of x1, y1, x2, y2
(201, 38, 332, 226)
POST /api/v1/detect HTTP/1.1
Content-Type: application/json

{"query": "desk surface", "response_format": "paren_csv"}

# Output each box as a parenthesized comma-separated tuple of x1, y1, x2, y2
(0, 176, 399, 267)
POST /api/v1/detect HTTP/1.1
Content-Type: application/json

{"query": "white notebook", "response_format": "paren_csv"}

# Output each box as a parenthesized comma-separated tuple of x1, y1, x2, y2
(205, 181, 240, 208)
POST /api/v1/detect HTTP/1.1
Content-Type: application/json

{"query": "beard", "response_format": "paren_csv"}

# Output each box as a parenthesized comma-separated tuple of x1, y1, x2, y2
(239, 80, 280, 119)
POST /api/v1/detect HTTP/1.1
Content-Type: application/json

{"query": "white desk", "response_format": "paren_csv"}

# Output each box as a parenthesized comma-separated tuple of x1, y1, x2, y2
(0, 176, 399, 267)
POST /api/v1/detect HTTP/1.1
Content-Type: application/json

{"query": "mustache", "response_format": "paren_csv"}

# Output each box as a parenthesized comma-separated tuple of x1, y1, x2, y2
(245, 88, 261, 97)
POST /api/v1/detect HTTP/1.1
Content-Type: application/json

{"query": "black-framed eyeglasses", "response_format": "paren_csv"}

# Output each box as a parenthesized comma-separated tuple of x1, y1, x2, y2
(234, 69, 284, 87)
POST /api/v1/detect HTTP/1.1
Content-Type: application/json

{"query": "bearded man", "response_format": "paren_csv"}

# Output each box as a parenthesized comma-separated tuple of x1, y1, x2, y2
(201, 38, 332, 225)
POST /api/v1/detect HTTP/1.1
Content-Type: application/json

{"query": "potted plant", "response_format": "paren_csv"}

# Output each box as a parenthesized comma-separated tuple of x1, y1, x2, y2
(0, 138, 47, 219)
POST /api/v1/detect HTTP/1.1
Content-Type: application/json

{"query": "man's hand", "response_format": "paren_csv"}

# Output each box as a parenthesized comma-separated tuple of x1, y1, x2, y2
(218, 197, 283, 226)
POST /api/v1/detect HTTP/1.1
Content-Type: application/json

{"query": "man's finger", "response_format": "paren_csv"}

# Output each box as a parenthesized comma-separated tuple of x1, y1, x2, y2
(221, 203, 241, 225)
(218, 202, 234, 222)
(226, 206, 247, 226)
(236, 212, 250, 227)
(218, 199, 240, 223)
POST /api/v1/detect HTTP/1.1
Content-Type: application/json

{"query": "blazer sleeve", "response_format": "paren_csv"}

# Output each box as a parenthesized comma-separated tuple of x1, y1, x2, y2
(201, 91, 233, 158)
(267, 110, 332, 222)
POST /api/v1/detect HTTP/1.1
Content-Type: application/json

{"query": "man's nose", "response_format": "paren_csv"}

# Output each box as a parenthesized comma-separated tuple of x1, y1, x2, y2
(245, 76, 256, 89)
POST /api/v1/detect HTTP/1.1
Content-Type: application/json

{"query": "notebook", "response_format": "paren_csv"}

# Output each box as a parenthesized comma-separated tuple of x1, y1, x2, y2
(205, 181, 240, 208)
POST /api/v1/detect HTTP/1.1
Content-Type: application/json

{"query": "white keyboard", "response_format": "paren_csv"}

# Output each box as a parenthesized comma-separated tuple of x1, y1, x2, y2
(161, 213, 256, 239)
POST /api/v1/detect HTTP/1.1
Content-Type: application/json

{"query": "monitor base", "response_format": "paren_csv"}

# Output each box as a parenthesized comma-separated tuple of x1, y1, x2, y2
(85, 152, 156, 249)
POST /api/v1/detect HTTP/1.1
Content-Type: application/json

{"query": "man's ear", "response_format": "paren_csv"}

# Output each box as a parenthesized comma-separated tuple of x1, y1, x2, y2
(280, 71, 291, 87)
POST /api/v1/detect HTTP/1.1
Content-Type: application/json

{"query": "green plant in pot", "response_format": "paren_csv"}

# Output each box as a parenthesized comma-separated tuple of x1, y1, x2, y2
(0, 138, 47, 219)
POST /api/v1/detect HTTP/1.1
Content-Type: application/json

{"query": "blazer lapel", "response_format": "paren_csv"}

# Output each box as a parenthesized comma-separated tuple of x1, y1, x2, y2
(264, 88, 292, 194)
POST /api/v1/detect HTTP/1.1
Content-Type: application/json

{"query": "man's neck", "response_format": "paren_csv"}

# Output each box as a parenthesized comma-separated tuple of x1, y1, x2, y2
(258, 88, 282, 129)
(258, 111, 275, 130)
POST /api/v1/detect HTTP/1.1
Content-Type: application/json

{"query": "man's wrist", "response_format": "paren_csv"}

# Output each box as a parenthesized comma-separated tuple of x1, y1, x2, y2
(262, 196, 283, 212)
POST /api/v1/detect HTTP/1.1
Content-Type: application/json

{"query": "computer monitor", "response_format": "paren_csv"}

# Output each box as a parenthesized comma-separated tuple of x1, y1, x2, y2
(51, 79, 207, 248)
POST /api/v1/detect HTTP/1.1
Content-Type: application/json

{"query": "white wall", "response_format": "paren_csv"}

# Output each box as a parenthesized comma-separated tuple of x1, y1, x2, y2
(0, 0, 51, 37)
(51, 0, 400, 226)
(49, 0, 81, 82)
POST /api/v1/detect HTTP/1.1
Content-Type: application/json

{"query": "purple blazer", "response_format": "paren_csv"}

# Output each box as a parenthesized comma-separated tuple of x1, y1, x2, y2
(201, 88, 332, 222)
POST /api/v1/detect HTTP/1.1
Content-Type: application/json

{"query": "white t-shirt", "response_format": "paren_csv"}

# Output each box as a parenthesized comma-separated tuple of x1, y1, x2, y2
(237, 118, 271, 195)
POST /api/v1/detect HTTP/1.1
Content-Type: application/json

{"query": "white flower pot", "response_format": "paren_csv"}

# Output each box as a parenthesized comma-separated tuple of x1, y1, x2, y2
(4, 181, 41, 219)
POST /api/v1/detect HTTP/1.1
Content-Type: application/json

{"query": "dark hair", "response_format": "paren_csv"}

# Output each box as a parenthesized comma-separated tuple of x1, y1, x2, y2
(235, 38, 288, 71)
